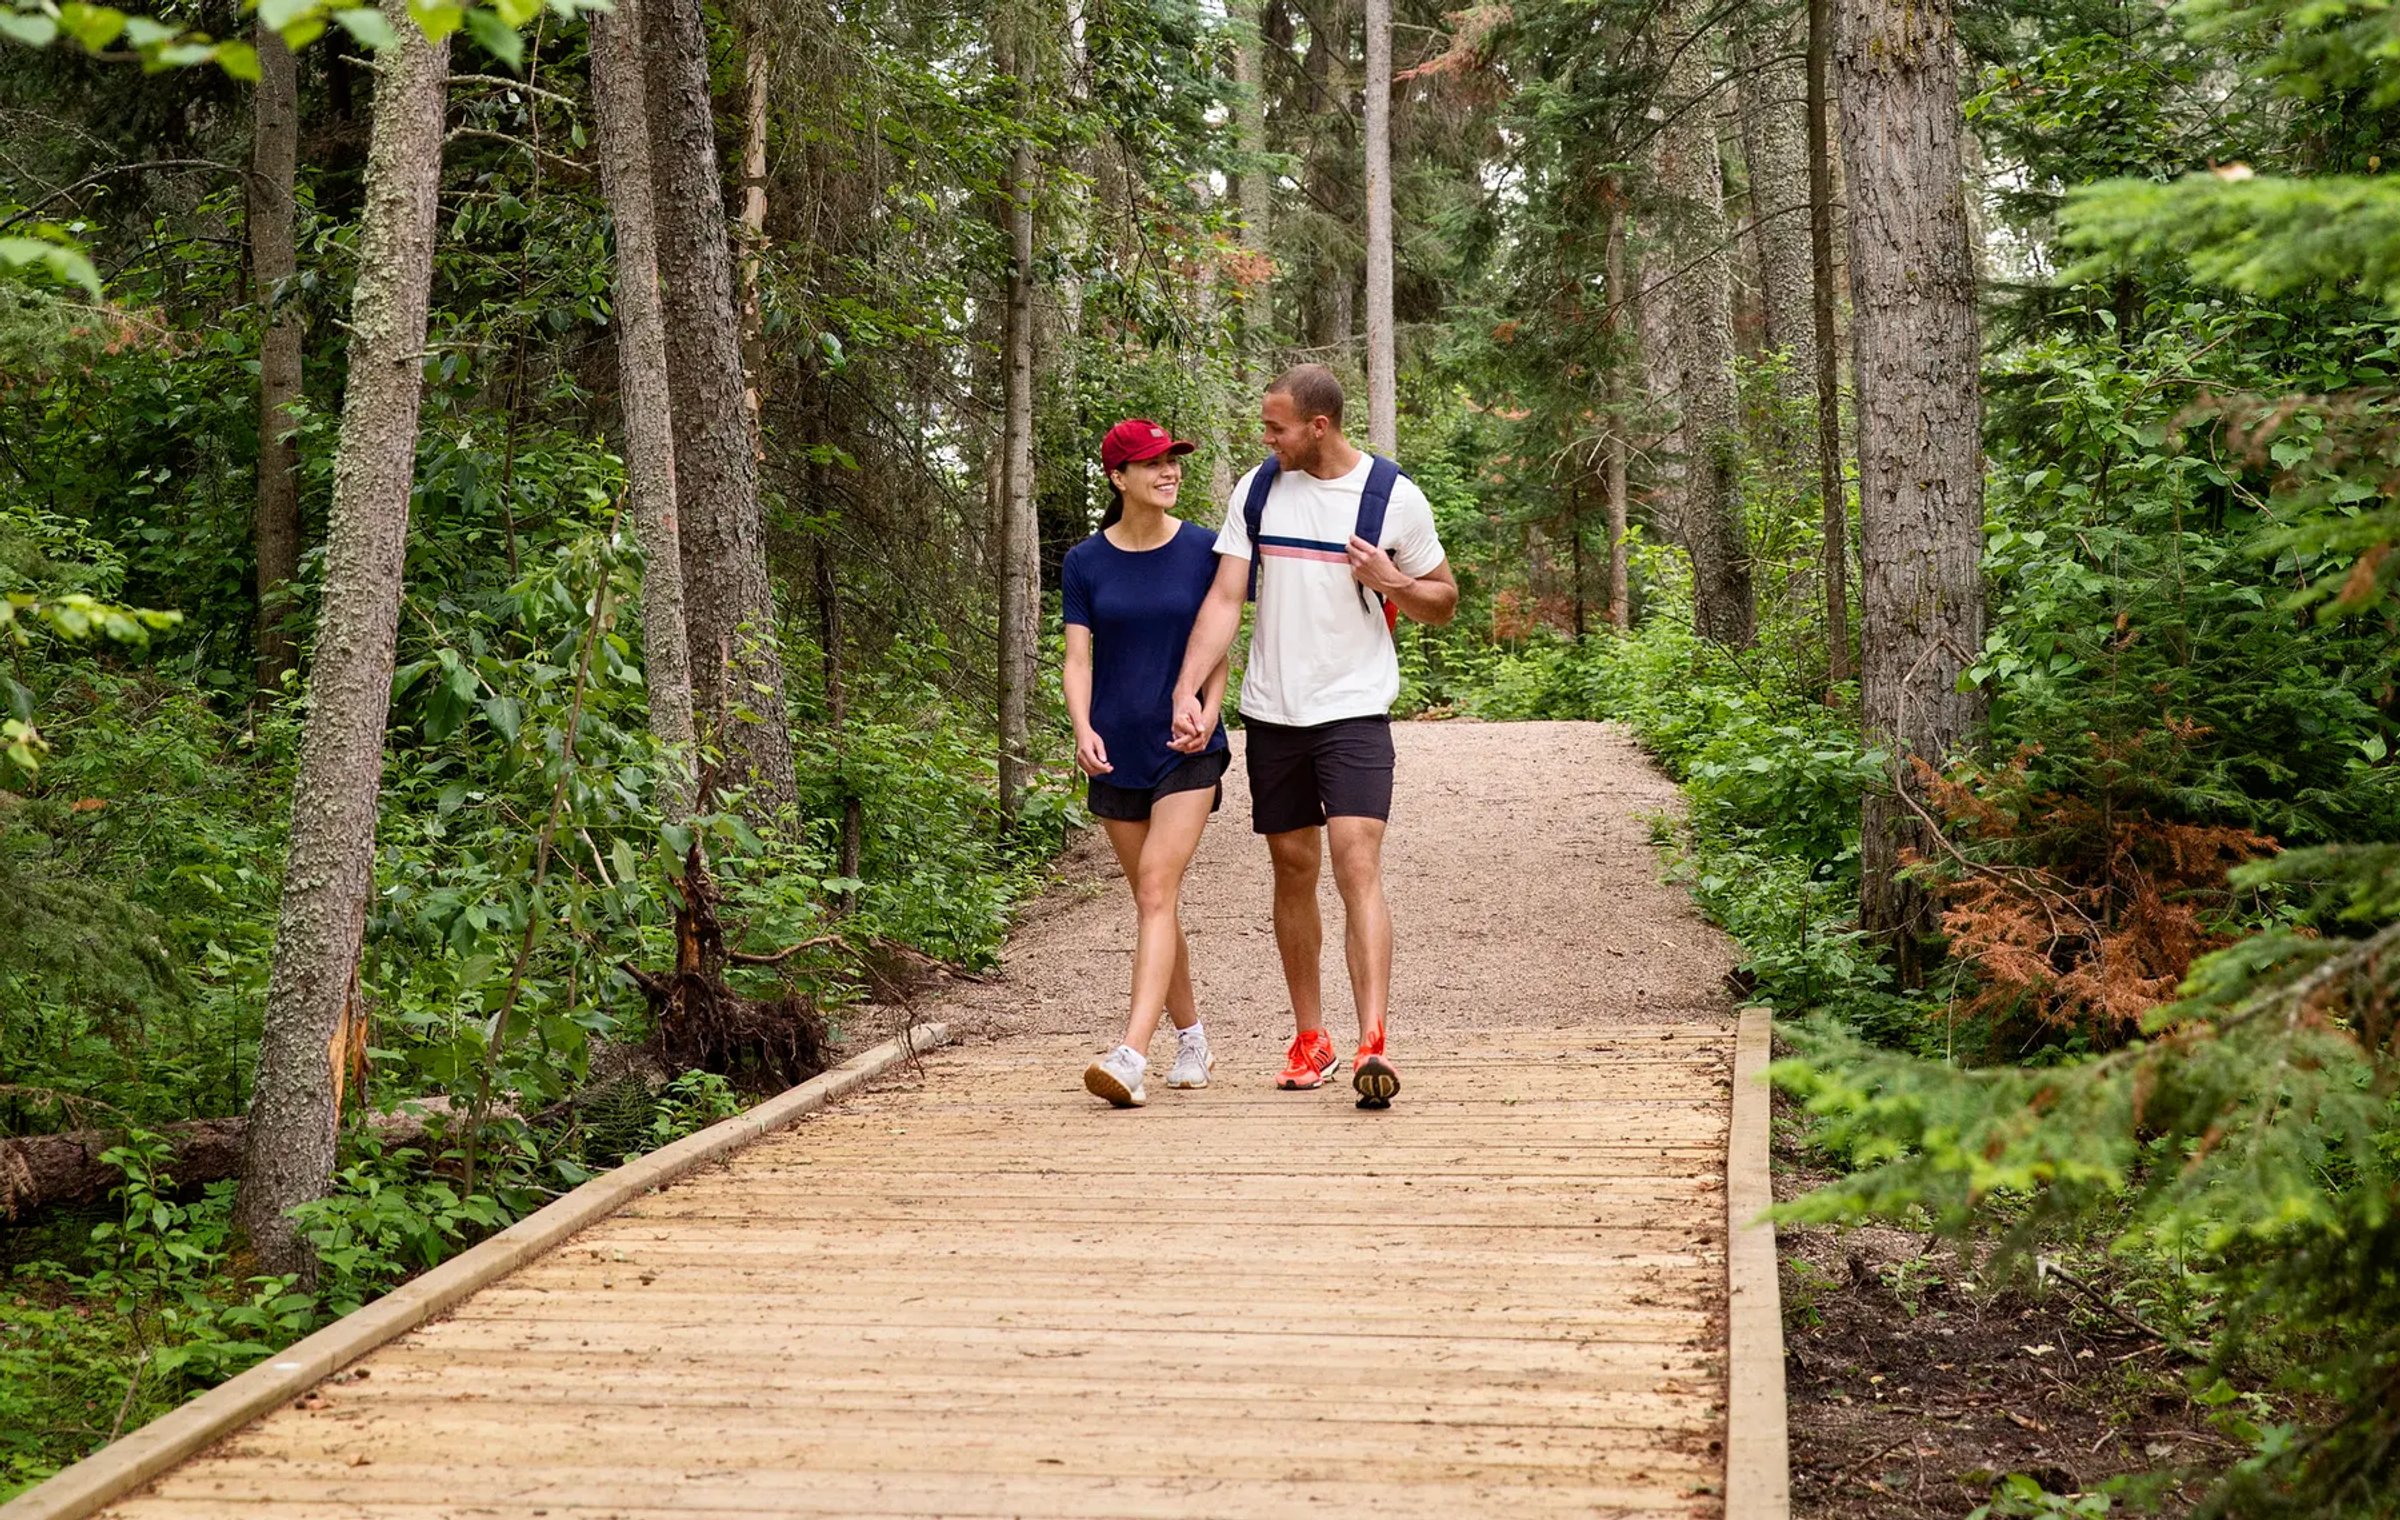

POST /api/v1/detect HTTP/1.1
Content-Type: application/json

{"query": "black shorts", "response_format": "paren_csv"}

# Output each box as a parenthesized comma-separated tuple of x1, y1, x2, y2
(1244, 715, 1395, 835)
(1087, 748, 1230, 823)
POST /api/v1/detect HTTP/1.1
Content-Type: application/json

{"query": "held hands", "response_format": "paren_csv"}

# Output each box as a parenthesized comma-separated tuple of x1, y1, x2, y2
(1168, 689, 1211, 753)
(1346, 536, 1412, 596)
(1075, 728, 1113, 777)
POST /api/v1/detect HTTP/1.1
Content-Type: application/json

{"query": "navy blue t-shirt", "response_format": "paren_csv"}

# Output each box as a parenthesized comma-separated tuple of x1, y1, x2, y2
(1060, 520, 1230, 791)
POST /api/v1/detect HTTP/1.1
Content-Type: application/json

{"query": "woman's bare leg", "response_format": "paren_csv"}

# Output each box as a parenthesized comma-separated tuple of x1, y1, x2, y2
(1105, 789, 1214, 1050)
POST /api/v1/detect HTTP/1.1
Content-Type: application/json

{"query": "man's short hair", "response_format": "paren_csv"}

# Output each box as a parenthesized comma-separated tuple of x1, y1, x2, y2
(1267, 364, 1345, 428)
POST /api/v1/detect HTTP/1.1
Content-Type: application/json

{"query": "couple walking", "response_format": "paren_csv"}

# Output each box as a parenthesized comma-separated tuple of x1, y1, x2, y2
(1062, 364, 1458, 1111)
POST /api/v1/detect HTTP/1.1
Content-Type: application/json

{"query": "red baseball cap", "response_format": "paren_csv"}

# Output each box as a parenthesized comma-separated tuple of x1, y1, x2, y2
(1100, 418, 1197, 471)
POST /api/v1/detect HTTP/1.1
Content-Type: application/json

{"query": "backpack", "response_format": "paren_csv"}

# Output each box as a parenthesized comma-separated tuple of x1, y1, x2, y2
(1241, 453, 1407, 636)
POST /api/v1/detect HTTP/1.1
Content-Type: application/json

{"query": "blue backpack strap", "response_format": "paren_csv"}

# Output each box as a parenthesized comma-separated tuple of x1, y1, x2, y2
(1356, 454, 1402, 546)
(1241, 456, 1282, 603)
(1355, 454, 1407, 618)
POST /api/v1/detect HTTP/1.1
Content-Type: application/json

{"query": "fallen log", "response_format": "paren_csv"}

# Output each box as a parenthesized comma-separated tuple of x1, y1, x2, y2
(0, 1100, 468, 1221)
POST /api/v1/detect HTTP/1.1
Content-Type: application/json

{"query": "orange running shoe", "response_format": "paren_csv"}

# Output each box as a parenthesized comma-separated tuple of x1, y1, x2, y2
(1274, 1028, 1340, 1090)
(1353, 1028, 1399, 1109)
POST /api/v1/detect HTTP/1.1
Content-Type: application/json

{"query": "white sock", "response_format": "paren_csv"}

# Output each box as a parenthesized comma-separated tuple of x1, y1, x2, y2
(1115, 1044, 1146, 1070)
(1176, 1022, 1206, 1045)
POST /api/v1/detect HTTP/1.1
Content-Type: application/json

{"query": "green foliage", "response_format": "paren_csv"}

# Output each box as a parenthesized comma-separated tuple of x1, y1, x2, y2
(2065, 173, 2400, 309)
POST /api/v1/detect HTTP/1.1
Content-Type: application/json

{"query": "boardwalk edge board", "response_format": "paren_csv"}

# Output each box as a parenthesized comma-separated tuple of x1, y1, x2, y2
(1723, 1005, 1791, 1520)
(0, 1021, 951, 1520)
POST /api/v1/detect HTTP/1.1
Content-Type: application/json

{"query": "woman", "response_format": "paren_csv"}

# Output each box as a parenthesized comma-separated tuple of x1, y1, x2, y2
(1063, 419, 1232, 1108)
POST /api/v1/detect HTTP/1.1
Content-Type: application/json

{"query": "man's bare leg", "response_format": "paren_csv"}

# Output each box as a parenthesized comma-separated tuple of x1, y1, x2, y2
(1266, 827, 1324, 1033)
(1327, 815, 1392, 1040)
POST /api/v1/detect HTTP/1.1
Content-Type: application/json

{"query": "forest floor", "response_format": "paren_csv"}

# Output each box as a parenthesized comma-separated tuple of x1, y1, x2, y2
(1774, 1098, 2226, 1518)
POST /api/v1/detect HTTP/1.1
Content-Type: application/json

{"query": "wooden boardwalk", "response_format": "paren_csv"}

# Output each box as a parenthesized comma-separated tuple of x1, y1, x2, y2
(99, 1028, 1732, 1519)
(97, 723, 1740, 1519)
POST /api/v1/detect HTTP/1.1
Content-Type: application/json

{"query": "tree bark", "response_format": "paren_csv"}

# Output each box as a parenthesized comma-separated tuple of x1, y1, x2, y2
(1232, 6, 1272, 391)
(1362, 0, 1395, 453)
(233, 0, 449, 1279)
(1835, 0, 1986, 977)
(1300, 0, 1358, 356)
(641, 0, 799, 821)
(1630, 222, 1685, 549)
(250, 19, 303, 696)
(7, 1105, 468, 1221)
(590, 0, 697, 804)
(736, 21, 770, 452)
(1808, 0, 1852, 687)
(1602, 175, 1631, 630)
(996, 63, 1040, 823)
(1735, 6, 1817, 398)
(1657, 2, 1754, 646)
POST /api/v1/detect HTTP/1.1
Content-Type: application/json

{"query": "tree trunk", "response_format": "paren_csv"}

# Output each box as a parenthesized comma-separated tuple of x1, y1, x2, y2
(1630, 221, 1685, 549)
(1735, 5, 1818, 424)
(641, 0, 799, 821)
(1232, 5, 1272, 392)
(1808, 0, 1852, 688)
(996, 126, 1039, 823)
(737, 22, 770, 452)
(1657, 2, 1754, 646)
(1362, 0, 1395, 454)
(1602, 175, 1631, 630)
(233, 0, 450, 1279)
(1835, 0, 1986, 978)
(8, 1104, 470, 1221)
(250, 19, 303, 696)
(590, 0, 697, 803)
(1300, 1, 1358, 357)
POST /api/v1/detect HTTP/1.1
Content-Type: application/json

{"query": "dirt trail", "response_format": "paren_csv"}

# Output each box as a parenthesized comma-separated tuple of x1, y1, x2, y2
(942, 718, 1738, 1059)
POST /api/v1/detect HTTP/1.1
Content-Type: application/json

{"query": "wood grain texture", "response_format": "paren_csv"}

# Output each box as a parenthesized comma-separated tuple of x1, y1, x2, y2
(85, 1020, 1730, 1519)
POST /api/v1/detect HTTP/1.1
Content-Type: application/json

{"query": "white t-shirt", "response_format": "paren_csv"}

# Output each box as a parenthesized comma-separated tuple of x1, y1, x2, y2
(1215, 453, 1446, 727)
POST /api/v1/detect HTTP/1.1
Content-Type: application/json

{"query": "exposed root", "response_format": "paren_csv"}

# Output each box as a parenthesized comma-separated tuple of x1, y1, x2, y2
(622, 846, 829, 1095)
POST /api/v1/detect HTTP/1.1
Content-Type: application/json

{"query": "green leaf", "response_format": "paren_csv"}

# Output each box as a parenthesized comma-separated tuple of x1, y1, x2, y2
(0, 11, 61, 46)
(462, 4, 521, 67)
(120, 14, 176, 45)
(481, 694, 523, 742)
(331, 5, 395, 48)
(57, 4, 127, 51)
(406, 0, 464, 40)
(214, 38, 260, 80)
(0, 235, 102, 297)
(260, 0, 317, 29)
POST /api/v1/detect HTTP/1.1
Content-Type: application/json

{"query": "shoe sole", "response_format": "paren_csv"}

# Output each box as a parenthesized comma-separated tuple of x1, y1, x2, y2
(1164, 1054, 1215, 1090)
(1083, 1064, 1146, 1108)
(1354, 1054, 1400, 1110)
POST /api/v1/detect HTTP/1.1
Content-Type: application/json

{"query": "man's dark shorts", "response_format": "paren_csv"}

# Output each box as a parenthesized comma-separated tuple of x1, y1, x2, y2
(1087, 748, 1230, 823)
(1243, 715, 1395, 835)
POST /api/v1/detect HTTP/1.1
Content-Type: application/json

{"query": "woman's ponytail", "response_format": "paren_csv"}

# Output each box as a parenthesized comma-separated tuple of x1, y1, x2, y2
(1099, 483, 1124, 530)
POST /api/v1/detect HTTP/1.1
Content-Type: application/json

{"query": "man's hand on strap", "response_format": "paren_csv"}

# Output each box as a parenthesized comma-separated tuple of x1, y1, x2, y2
(1346, 536, 1412, 596)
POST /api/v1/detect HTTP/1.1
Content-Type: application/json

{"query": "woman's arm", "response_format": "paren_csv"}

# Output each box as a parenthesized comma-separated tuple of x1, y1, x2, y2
(1063, 624, 1111, 776)
(1172, 555, 1251, 745)
(1172, 654, 1232, 754)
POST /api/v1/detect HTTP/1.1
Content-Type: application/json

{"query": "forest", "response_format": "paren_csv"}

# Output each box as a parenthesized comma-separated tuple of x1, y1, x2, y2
(2, 0, 2397, 1513)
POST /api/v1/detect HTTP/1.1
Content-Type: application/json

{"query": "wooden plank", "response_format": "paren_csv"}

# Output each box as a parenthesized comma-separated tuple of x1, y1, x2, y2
(1723, 1007, 1790, 1520)
(2, 1026, 950, 1520)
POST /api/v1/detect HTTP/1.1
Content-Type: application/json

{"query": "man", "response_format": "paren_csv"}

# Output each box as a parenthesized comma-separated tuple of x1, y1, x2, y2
(1169, 364, 1458, 1108)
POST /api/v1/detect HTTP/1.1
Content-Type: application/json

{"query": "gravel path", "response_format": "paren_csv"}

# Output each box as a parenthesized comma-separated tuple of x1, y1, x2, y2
(937, 718, 1739, 1063)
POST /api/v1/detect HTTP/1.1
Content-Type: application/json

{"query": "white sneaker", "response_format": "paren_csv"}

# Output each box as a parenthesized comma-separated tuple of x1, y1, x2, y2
(1083, 1045, 1148, 1108)
(1165, 1025, 1214, 1089)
